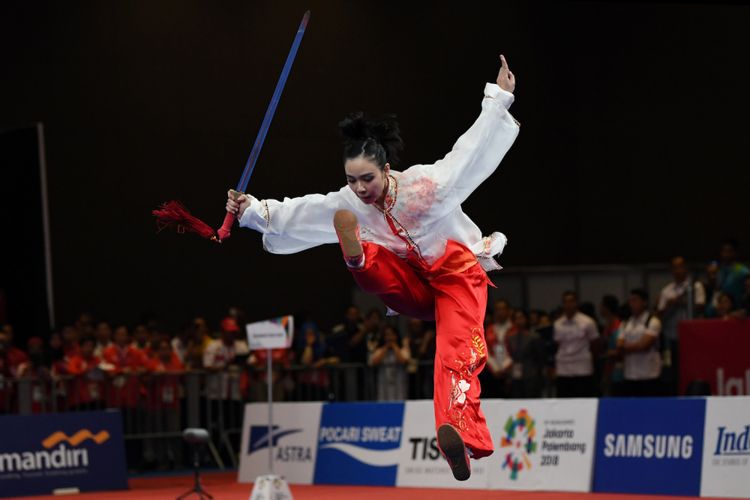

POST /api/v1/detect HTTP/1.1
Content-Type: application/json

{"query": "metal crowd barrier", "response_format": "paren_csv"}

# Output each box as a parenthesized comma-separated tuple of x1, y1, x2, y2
(0, 360, 436, 471)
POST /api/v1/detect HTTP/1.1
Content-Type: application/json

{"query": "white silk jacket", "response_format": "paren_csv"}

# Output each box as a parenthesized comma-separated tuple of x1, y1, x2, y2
(239, 82, 520, 271)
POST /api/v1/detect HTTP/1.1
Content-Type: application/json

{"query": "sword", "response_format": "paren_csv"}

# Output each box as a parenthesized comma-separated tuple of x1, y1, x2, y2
(218, 10, 311, 241)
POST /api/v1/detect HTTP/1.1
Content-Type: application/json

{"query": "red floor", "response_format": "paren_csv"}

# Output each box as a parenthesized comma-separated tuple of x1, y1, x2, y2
(19, 471, 732, 500)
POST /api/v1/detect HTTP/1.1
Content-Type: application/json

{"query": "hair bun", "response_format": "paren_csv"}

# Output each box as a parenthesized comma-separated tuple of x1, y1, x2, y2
(338, 112, 404, 165)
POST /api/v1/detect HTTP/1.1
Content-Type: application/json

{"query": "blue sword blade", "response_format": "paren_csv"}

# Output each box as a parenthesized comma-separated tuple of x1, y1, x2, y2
(236, 10, 311, 193)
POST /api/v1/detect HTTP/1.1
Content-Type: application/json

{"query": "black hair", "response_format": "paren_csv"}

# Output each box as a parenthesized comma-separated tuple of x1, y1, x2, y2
(338, 112, 404, 169)
(601, 295, 620, 315)
(379, 324, 403, 346)
(80, 335, 96, 346)
(722, 238, 739, 251)
(562, 290, 578, 301)
(630, 288, 649, 302)
(514, 309, 530, 321)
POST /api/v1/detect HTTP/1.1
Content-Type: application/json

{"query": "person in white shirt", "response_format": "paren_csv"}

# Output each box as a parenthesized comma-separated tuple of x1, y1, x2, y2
(226, 55, 520, 481)
(657, 256, 705, 394)
(553, 291, 600, 397)
(619, 288, 662, 397)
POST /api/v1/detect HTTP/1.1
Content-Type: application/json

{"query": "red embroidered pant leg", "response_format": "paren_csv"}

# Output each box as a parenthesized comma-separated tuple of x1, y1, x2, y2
(348, 241, 494, 458)
(349, 242, 435, 321)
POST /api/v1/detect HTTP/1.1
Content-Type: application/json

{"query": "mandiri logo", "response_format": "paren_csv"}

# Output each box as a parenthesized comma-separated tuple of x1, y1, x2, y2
(500, 409, 537, 480)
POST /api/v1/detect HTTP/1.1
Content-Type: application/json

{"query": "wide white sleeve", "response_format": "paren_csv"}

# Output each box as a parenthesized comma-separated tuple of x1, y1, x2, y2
(418, 83, 520, 211)
(238, 187, 350, 254)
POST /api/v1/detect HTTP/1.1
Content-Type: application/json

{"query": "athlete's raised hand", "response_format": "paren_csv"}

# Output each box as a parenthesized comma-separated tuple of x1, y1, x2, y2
(497, 54, 516, 94)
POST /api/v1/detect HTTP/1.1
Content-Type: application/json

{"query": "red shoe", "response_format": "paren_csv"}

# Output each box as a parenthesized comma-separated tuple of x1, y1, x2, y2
(437, 424, 471, 481)
(333, 210, 364, 268)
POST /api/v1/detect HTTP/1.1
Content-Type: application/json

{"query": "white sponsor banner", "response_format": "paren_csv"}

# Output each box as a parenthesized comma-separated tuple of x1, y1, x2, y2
(486, 399, 597, 491)
(701, 396, 750, 498)
(246, 316, 294, 350)
(238, 402, 321, 485)
(396, 400, 493, 489)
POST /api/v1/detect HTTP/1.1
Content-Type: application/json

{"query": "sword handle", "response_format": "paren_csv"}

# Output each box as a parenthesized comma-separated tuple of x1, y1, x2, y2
(217, 189, 243, 242)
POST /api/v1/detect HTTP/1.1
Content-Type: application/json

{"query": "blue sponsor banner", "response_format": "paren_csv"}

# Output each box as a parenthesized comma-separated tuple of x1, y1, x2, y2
(593, 398, 705, 496)
(0, 410, 127, 498)
(313, 402, 404, 486)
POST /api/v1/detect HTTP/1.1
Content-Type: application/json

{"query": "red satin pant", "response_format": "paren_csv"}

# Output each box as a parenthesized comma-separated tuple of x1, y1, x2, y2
(349, 240, 494, 458)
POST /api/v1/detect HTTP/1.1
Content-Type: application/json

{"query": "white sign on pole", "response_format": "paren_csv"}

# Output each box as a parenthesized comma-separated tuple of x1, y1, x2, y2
(246, 315, 294, 350)
(700, 396, 750, 498)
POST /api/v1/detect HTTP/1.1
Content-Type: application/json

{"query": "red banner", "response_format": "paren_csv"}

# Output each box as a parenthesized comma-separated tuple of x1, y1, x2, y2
(679, 319, 750, 395)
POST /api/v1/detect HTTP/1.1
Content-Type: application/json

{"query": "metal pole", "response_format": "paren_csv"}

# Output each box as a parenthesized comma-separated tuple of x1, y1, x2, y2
(267, 348, 273, 474)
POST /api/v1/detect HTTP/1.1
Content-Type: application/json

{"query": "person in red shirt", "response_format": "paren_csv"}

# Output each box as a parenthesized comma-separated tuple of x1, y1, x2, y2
(0, 330, 16, 413)
(102, 326, 147, 408)
(144, 339, 184, 469)
(147, 339, 184, 409)
(61, 325, 81, 358)
(65, 336, 105, 410)
(132, 324, 153, 360)
(1, 324, 29, 374)
(16, 337, 52, 413)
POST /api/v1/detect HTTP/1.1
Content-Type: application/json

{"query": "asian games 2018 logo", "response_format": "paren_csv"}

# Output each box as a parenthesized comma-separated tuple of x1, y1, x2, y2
(500, 409, 537, 480)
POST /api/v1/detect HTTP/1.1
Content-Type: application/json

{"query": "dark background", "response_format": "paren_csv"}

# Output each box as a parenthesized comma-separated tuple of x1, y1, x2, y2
(2, 1, 749, 333)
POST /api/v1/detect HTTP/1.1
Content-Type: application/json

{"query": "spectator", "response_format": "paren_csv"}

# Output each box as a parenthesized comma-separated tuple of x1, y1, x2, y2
(297, 323, 333, 400)
(553, 291, 600, 397)
(657, 256, 706, 394)
(61, 325, 81, 357)
(65, 336, 104, 411)
(599, 295, 624, 396)
(370, 325, 411, 401)
(505, 310, 545, 398)
(529, 309, 549, 333)
(618, 289, 662, 397)
(94, 321, 113, 358)
(17, 337, 51, 413)
(102, 326, 148, 408)
(406, 318, 436, 399)
(482, 299, 514, 397)
(329, 306, 362, 362)
(714, 292, 736, 320)
(193, 316, 214, 352)
(171, 323, 191, 365)
(348, 308, 383, 363)
(0, 324, 28, 375)
(716, 239, 750, 308)
(406, 318, 436, 362)
(146, 339, 184, 469)
(46, 331, 65, 368)
(203, 318, 249, 460)
(183, 324, 206, 370)
(17, 337, 49, 378)
(0, 330, 22, 413)
(75, 312, 95, 338)
(132, 324, 152, 358)
(203, 318, 249, 401)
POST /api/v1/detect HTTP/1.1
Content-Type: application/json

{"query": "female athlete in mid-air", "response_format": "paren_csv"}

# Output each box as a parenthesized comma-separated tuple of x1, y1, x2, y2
(227, 54, 519, 480)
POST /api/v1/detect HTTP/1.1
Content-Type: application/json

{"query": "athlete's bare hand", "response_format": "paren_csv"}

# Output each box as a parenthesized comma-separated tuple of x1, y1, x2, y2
(226, 190, 251, 218)
(497, 54, 516, 94)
